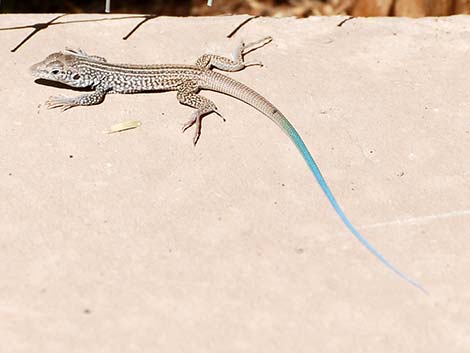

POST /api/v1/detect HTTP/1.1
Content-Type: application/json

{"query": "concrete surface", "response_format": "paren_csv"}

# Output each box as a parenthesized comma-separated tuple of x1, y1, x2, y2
(1, 14, 469, 353)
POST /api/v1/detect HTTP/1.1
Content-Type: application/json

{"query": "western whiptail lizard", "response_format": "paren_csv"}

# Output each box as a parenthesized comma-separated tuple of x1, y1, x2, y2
(30, 37, 425, 293)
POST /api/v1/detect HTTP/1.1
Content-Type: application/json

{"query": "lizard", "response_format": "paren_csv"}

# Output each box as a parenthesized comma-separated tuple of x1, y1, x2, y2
(30, 37, 426, 293)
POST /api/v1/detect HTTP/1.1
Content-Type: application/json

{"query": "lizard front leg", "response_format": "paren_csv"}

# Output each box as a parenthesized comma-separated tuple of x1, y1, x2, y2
(177, 80, 224, 145)
(46, 87, 108, 111)
(195, 36, 272, 72)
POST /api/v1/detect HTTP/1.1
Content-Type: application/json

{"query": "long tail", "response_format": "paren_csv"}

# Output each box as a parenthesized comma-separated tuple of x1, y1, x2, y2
(203, 71, 426, 293)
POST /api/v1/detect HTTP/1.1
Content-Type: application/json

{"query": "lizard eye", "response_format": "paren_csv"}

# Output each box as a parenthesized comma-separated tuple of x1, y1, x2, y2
(51, 69, 60, 75)
(72, 73, 81, 80)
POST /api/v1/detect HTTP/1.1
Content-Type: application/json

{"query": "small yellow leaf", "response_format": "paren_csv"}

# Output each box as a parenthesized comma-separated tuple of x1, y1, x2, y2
(104, 120, 142, 134)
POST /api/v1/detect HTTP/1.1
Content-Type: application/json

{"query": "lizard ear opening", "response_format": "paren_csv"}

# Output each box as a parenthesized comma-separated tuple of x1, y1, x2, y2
(72, 73, 81, 80)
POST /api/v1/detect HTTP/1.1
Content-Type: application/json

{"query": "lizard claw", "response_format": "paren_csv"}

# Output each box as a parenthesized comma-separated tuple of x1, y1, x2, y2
(213, 108, 226, 122)
(181, 111, 202, 145)
(192, 130, 201, 146)
(46, 95, 76, 111)
(243, 60, 263, 68)
(182, 114, 197, 133)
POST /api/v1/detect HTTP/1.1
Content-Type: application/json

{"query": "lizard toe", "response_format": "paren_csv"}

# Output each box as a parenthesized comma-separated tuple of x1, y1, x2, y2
(46, 95, 75, 110)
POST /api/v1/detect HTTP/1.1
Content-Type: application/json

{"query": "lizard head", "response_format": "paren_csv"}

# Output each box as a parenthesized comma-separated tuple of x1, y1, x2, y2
(30, 51, 89, 88)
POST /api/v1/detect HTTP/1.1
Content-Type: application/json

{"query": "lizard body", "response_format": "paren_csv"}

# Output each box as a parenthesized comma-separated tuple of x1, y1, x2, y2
(30, 38, 425, 293)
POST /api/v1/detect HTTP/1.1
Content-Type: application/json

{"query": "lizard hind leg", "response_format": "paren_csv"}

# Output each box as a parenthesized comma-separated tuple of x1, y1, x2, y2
(195, 36, 272, 72)
(177, 81, 224, 145)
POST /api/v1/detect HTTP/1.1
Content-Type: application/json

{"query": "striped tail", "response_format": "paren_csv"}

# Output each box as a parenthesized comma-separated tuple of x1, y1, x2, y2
(203, 71, 426, 293)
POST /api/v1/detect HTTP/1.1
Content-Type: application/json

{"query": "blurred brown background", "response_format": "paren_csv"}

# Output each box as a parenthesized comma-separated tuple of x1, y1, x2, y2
(2, 0, 470, 17)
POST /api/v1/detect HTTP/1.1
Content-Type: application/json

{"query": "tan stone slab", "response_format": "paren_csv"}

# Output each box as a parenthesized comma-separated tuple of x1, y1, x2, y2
(0, 14, 469, 353)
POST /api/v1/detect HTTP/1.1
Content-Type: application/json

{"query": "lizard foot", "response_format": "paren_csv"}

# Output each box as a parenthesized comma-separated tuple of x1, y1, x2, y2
(45, 95, 77, 111)
(181, 111, 202, 145)
(182, 109, 225, 145)
(243, 60, 263, 67)
(241, 36, 272, 56)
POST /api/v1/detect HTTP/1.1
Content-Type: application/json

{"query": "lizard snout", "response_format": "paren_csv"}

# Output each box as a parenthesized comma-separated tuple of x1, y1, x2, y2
(29, 62, 43, 77)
